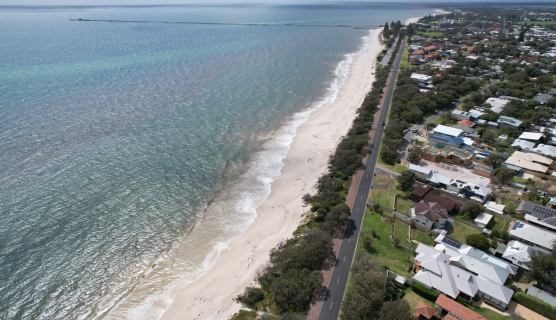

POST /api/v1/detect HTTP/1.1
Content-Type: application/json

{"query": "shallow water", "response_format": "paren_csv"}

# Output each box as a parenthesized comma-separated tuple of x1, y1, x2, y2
(0, 4, 434, 319)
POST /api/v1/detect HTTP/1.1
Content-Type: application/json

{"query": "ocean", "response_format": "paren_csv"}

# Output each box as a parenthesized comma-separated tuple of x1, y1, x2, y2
(0, 4, 434, 319)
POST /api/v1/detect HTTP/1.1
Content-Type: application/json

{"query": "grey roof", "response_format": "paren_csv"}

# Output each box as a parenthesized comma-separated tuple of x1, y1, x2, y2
(518, 200, 556, 228)
(452, 125, 476, 134)
(503, 240, 549, 271)
(511, 139, 535, 151)
(510, 221, 556, 250)
(534, 93, 554, 104)
(452, 110, 470, 117)
(498, 116, 523, 128)
(410, 163, 432, 175)
(487, 121, 499, 127)
(413, 243, 514, 304)
(533, 144, 556, 158)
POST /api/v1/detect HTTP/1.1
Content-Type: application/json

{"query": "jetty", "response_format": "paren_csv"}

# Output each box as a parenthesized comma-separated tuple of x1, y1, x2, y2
(70, 18, 382, 30)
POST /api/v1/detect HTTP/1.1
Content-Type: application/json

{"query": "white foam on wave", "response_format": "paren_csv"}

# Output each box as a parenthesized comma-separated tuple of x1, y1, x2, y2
(124, 30, 378, 320)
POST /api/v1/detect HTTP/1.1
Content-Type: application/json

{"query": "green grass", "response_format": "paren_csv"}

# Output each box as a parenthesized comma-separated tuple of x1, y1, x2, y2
(463, 302, 509, 320)
(403, 288, 435, 309)
(359, 210, 414, 276)
(230, 309, 258, 320)
(412, 229, 435, 246)
(415, 140, 424, 145)
(447, 221, 481, 242)
(490, 215, 510, 232)
(396, 198, 414, 216)
(417, 31, 443, 37)
(521, 21, 556, 25)
(513, 176, 529, 184)
(368, 180, 406, 210)
(395, 221, 416, 249)
(399, 48, 412, 69)
(373, 173, 389, 185)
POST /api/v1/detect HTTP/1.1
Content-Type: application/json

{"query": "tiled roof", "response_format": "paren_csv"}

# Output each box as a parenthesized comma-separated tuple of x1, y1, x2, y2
(435, 295, 488, 320)
(457, 120, 474, 127)
(412, 184, 433, 198)
(414, 201, 448, 221)
(423, 189, 461, 212)
(414, 301, 438, 319)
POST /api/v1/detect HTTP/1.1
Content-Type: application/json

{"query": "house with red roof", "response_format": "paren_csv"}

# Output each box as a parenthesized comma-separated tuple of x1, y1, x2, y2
(414, 301, 440, 320)
(457, 120, 475, 127)
(435, 295, 487, 320)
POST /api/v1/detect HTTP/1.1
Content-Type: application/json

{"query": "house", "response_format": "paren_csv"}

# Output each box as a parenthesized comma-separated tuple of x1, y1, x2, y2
(426, 171, 452, 187)
(413, 301, 440, 320)
(411, 201, 448, 230)
(527, 286, 556, 308)
(534, 93, 554, 105)
(422, 142, 474, 165)
(484, 97, 509, 113)
(448, 182, 492, 203)
(504, 151, 552, 175)
(433, 125, 464, 138)
(518, 132, 543, 142)
(484, 201, 505, 215)
(457, 120, 474, 127)
(502, 240, 549, 271)
(497, 116, 523, 128)
(517, 200, 556, 231)
(411, 73, 433, 83)
(532, 144, 556, 158)
(452, 110, 470, 121)
(468, 109, 484, 121)
(487, 121, 499, 129)
(435, 295, 487, 320)
(410, 164, 432, 180)
(411, 183, 461, 212)
(452, 125, 476, 135)
(474, 213, 493, 228)
(435, 234, 517, 285)
(511, 139, 535, 151)
(510, 221, 556, 251)
(412, 244, 514, 309)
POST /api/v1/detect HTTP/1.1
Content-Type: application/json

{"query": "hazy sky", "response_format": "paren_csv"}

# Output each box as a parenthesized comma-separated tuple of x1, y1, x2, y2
(1, 0, 550, 5)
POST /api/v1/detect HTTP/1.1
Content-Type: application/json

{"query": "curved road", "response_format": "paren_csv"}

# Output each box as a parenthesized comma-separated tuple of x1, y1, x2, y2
(317, 36, 406, 320)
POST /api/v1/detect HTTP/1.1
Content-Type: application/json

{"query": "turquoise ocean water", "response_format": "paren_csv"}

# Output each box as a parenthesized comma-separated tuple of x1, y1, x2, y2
(0, 4, 434, 319)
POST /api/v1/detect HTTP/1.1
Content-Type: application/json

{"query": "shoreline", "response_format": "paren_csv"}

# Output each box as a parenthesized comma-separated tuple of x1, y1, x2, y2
(157, 29, 384, 320)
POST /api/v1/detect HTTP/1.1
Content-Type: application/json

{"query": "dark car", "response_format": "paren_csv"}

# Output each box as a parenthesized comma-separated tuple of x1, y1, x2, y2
(381, 122, 385, 126)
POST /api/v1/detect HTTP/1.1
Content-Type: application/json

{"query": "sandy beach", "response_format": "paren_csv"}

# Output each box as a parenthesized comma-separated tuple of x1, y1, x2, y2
(158, 29, 383, 320)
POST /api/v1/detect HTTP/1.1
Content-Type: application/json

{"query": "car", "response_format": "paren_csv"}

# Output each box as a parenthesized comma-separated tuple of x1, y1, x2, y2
(412, 128, 417, 133)
(452, 192, 458, 196)
(381, 122, 385, 126)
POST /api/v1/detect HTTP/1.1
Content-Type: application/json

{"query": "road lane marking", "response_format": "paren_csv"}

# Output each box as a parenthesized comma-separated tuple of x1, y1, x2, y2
(330, 302, 333, 309)
(344, 256, 346, 261)
(349, 238, 351, 243)
(337, 277, 340, 283)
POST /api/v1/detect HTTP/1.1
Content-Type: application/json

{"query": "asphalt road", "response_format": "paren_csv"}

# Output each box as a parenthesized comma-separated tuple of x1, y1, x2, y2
(317, 37, 406, 320)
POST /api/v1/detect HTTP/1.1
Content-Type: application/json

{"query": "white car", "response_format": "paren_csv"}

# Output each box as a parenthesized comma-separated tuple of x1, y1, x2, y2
(452, 192, 458, 196)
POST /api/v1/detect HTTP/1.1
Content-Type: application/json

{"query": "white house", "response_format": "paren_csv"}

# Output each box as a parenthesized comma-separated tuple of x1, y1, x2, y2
(410, 201, 448, 230)
(484, 97, 510, 113)
(412, 243, 514, 309)
(502, 240, 549, 271)
(510, 221, 556, 251)
(474, 212, 493, 228)
(409, 163, 431, 180)
(411, 73, 433, 83)
(518, 132, 544, 142)
(451, 110, 471, 121)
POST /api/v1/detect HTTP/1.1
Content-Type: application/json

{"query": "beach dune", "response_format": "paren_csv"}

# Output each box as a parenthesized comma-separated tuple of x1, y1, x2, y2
(159, 29, 384, 320)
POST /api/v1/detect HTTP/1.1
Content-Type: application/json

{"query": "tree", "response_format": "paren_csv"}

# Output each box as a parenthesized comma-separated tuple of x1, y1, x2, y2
(501, 230, 510, 242)
(484, 153, 504, 169)
(526, 242, 556, 291)
(459, 200, 484, 220)
(407, 148, 422, 165)
(323, 203, 350, 232)
(363, 232, 374, 252)
(270, 268, 323, 312)
(380, 146, 398, 165)
(466, 233, 491, 251)
(397, 170, 416, 191)
(379, 300, 413, 320)
(494, 167, 516, 183)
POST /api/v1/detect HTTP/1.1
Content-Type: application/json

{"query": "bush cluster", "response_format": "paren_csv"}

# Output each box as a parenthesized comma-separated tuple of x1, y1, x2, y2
(514, 292, 556, 320)
(411, 282, 440, 301)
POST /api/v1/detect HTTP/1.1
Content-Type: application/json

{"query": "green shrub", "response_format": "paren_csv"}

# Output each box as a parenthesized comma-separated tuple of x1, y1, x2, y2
(514, 292, 556, 320)
(412, 282, 440, 301)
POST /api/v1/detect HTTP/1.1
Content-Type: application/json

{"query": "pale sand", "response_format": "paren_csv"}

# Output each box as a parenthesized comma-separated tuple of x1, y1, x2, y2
(158, 29, 384, 320)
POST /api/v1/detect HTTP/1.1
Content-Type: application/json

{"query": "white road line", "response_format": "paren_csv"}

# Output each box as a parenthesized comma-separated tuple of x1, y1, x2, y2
(337, 277, 340, 284)
(349, 238, 351, 243)
(344, 256, 346, 261)
(330, 302, 333, 309)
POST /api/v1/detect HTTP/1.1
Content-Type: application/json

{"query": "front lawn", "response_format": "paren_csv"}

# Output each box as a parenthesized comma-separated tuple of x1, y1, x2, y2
(412, 229, 435, 246)
(359, 211, 414, 276)
(373, 173, 389, 185)
(399, 48, 412, 69)
(396, 198, 414, 216)
(368, 180, 406, 211)
(489, 216, 510, 232)
(395, 221, 416, 249)
(447, 221, 481, 242)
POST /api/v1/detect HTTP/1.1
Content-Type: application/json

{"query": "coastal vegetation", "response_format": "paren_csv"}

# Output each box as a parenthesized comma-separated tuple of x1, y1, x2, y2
(233, 26, 402, 319)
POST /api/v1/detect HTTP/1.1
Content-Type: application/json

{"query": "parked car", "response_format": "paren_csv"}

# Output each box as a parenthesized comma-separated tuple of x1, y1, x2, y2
(412, 128, 417, 133)
(381, 122, 385, 126)
(452, 192, 458, 196)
